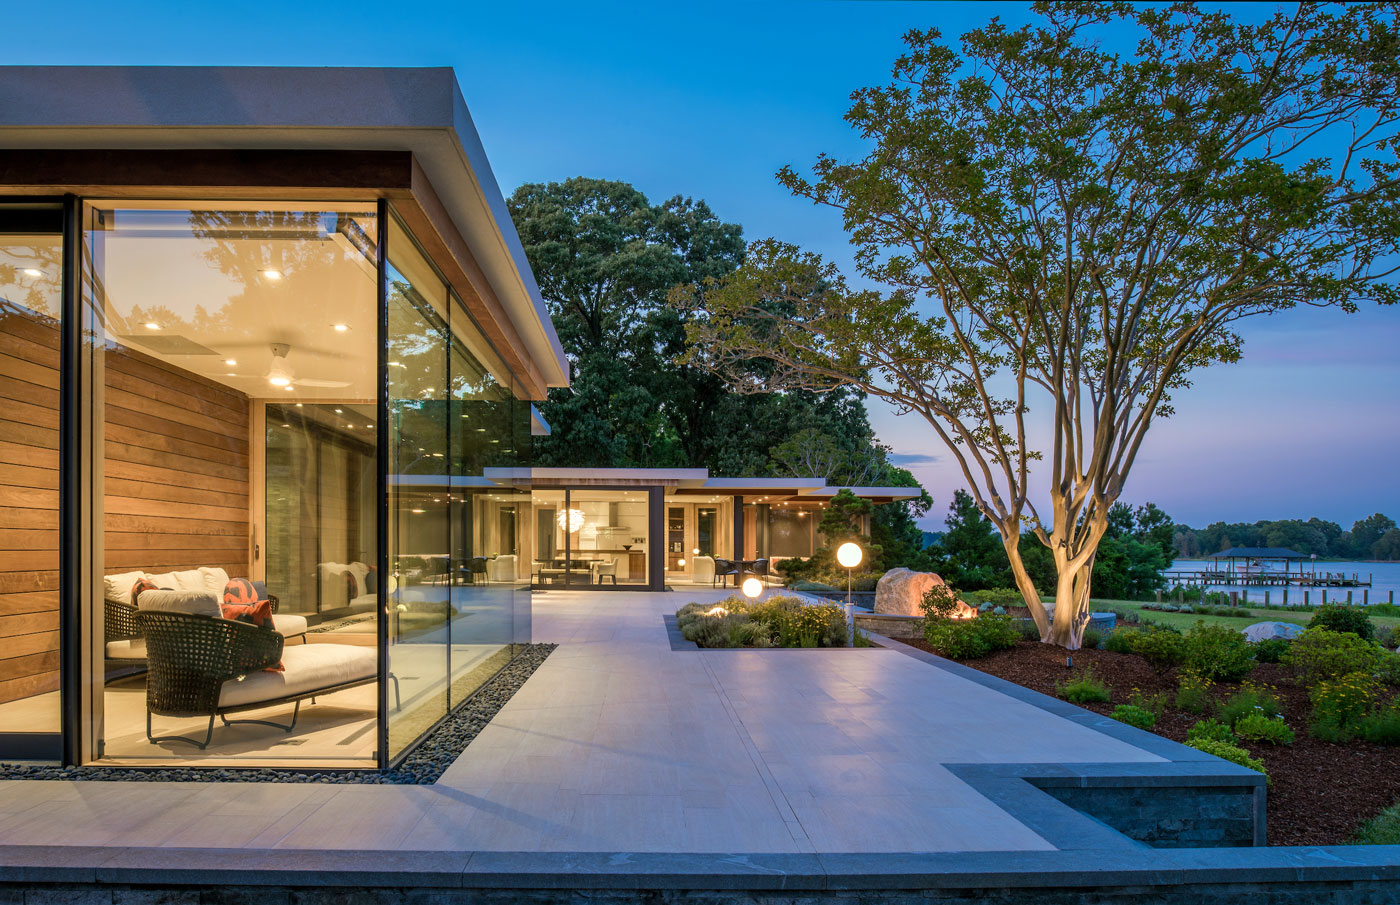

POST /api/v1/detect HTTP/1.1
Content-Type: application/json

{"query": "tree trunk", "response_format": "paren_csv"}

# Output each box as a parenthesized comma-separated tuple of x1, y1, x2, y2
(1002, 530, 1052, 641)
(1046, 560, 1093, 649)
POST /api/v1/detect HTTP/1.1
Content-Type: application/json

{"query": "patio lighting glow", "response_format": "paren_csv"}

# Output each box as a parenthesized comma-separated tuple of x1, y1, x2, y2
(741, 577, 763, 599)
(837, 543, 863, 569)
(706, 605, 728, 617)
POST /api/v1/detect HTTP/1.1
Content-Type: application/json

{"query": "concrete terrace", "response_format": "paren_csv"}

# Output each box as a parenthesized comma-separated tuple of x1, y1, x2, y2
(0, 589, 1222, 854)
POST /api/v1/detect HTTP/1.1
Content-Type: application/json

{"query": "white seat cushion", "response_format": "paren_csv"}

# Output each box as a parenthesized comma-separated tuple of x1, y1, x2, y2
(103, 571, 147, 607)
(104, 638, 147, 660)
(200, 566, 231, 597)
(136, 589, 222, 619)
(271, 613, 309, 637)
(218, 643, 375, 709)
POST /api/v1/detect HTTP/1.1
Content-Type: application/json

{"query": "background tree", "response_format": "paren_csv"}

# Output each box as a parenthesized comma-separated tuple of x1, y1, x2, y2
(928, 490, 1011, 590)
(675, 4, 1400, 647)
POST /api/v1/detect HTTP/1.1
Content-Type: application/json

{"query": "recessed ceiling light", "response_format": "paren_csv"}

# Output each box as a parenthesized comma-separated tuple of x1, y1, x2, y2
(332, 323, 349, 332)
(226, 372, 236, 376)
(476, 428, 485, 432)
(283, 385, 294, 391)
(365, 424, 372, 429)
(263, 269, 283, 280)
(334, 408, 343, 414)
(22, 268, 42, 277)
(346, 424, 353, 429)
(295, 403, 303, 407)
(224, 359, 237, 366)
(281, 423, 290, 428)
(411, 509, 425, 514)
(143, 322, 161, 330)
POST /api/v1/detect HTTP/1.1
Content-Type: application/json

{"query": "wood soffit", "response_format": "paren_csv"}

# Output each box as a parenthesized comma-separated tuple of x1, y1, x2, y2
(0, 148, 549, 400)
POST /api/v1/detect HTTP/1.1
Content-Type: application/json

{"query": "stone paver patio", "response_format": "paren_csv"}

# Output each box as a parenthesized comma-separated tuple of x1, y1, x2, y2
(0, 589, 1192, 854)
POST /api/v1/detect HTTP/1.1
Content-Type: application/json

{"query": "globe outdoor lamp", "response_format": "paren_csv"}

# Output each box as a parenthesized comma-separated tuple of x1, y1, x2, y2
(741, 576, 763, 600)
(836, 541, 863, 647)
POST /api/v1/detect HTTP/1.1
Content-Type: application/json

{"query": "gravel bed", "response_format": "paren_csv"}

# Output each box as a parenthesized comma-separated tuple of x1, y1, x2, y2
(0, 643, 555, 785)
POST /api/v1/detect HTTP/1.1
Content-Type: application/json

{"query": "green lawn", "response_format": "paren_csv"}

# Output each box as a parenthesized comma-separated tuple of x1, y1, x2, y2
(1081, 598, 1400, 633)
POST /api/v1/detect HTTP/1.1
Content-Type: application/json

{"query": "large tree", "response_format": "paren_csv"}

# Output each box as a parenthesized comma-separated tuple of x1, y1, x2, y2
(674, 3, 1400, 647)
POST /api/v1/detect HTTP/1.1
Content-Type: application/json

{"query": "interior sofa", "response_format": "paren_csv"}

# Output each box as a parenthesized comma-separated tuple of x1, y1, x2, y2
(134, 589, 384, 749)
(103, 568, 308, 673)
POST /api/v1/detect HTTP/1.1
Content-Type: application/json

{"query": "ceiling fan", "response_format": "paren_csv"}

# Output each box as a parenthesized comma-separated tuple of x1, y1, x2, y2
(227, 343, 351, 389)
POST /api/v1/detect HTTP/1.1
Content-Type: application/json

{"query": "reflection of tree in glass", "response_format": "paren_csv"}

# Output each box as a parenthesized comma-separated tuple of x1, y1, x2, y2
(0, 243, 63, 317)
(118, 209, 377, 343)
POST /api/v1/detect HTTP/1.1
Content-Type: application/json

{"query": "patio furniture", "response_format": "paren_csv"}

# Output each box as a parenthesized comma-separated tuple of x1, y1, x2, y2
(136, 609, 389, 750)
(692, 555, 716, 585)
(750, 559, 770, 586)
(465, 557, 489, 584)
(592, 557, 620, 585)
(713, 557, 737, 588)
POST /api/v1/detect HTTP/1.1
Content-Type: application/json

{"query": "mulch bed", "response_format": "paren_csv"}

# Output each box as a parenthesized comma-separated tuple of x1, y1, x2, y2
(902, 638, 1400, 846)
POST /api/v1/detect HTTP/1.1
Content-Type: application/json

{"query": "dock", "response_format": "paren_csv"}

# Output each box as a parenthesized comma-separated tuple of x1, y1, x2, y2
(1161, 569, 1372, 588)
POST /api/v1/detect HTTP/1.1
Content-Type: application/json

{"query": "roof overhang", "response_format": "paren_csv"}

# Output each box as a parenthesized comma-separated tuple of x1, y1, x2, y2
(0, 65, 569, 395)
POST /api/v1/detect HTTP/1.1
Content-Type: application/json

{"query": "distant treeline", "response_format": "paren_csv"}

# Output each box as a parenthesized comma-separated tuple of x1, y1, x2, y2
(1173, 513, 1400, 561)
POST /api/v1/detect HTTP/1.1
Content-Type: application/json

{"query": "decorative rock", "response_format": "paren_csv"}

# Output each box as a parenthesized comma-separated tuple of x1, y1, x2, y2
(1243, 621, 1304, 643)
(874, 568, 973, 618)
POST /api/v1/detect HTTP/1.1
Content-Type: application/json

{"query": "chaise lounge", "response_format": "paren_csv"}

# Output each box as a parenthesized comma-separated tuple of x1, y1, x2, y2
(135, 591, 388, 750)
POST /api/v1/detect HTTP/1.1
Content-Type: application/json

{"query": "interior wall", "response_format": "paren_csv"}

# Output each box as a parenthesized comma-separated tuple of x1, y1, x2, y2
(102, 346, 250, 579)
(0, 309, 60, 707)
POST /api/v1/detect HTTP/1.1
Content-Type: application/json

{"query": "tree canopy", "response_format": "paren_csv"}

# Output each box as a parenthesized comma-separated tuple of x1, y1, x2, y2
(1175, 512, 1400, 560)
(674, 3, 1400, 647)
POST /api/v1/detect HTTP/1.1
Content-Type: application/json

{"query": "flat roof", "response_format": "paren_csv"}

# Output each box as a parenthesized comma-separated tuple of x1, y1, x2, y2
(478, 467, 923, 502)
(0, 65, 568, 391)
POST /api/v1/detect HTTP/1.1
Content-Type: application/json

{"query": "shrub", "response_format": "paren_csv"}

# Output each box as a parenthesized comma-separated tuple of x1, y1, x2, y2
(1358, 702, 1400, 746)
(1133, 626, 1186, 672)
(1080, 627, 1103, 650)
(1013, 618, 1041, 641)
(1182, 622, 1255, 681)
(920, 583, 966, 621)
(1286, 628, 1384, 686)
(923, 612, 1019, 659)
(1217, 682, 1283, 727)
(1128, 688, 1168, 721)
(973, 587, 1026, 608)
(1253, 637, 1291, 664)
(1186, 738, 1268, 782)
(1309, 671, 1380, 741)
(1187, 718, 1237, 745)
(1369, 602, 1400, 618)
(1176, 672, 1214, 714)
(1378, 651, 1400, 686)
(676, 596, 848, 648)
(1234, 712, 1295, 746)
(1310, 604, 1376, 641)
(1353, 801, 1400, 845)
(1110, 703, 1156, 729)
(1102, 628, 1140, 654)
(1377, 625, 1397, 650)
(1057, 668, 1111, 704)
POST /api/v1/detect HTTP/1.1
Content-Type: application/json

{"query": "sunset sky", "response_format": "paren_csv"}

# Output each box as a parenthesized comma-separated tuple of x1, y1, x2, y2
(29, 0, 1400, 530)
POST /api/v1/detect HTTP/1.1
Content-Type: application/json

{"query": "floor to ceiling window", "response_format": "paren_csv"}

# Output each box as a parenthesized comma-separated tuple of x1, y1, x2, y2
(0, 203, 64, 762)
(81, 201, 381, 766)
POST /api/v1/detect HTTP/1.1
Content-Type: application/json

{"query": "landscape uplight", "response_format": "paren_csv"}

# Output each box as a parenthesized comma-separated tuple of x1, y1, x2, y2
(741, 577, 763, 599)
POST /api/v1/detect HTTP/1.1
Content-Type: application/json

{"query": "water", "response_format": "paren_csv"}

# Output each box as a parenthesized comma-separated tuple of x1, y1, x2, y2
(1167, 559, 1400, 604)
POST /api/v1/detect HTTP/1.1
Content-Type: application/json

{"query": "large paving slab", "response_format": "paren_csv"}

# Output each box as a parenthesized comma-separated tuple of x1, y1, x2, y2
(0, 588, 1175, 854)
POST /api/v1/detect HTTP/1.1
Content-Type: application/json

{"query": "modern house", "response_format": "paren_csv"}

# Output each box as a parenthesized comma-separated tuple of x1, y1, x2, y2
(0, 66, 566, 770)
(0, 67, 921, 772)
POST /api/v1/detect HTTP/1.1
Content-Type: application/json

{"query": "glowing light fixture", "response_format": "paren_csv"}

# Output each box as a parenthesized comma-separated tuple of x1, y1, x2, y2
(331, 323, 350, 332)
(143, 322, 161, 331)
(224, 359, 237, 366)
(411, 508, 425, 514)
(836, 542, 863, 648)
(556, 508, 585, 532)
(22, 268, 42, 277)
(836, 542, 863, 569)
(262, 269, 283, 280)
(742, 577, 763, 599)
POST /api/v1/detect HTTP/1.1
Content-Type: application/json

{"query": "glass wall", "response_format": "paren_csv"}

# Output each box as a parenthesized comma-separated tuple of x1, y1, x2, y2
(384, 212, 528, 763)
(0, 203, 64, 761)
(82, 201, 381, 766)
(662, 494, 733, 586)
(529, 488, 648, 587)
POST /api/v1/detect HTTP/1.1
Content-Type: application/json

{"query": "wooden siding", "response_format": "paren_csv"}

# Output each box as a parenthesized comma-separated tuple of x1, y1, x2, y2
(102, 346, 250, 579)
(0, 307, 250, 707)
(0, 307, 60, 708)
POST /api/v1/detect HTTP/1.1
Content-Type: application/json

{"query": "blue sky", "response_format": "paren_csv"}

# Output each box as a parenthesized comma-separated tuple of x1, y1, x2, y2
(26, 0, 1399, 531)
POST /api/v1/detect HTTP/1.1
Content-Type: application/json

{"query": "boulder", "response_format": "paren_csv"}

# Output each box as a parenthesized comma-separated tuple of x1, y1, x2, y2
(1243, 621, 1304, 643)
(874, 568, 974, 618)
